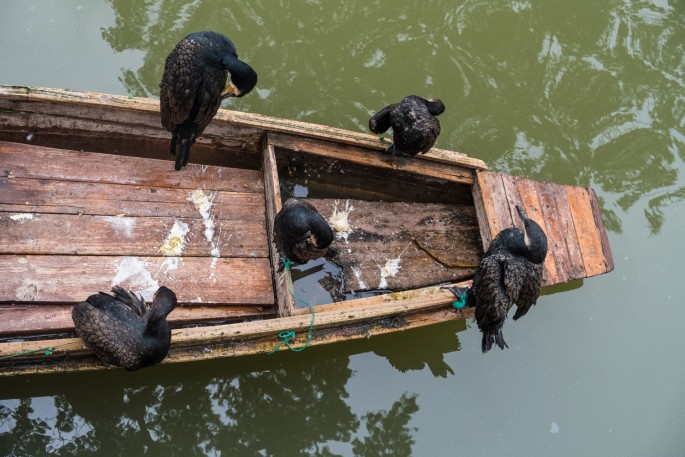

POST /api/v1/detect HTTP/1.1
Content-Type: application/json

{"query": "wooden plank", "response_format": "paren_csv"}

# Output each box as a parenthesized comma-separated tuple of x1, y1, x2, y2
(471, 172, 492, 249)
(0, 141, 264, 193)
(0, 177, 265, 220)
(0, 85, 487, 169)
(0, 212, 267, 258)
(513, 176, 559, 285)
(472, 172, 511, 251)
(306, 199, 481, 292)
(262, 142, 295, 317)
(0, 85, 488, 170)
(0, 280, 471, 364)
(565, 186, 609, 277)
(0, 304, 473, 377)
(534, 181, 573, 284)
(589, 188, 615, 273)
(269, 132, 476, 185)
(0, 304, 274, 337)
(0, 255, 274, 305)
(552, 183, 586, 280)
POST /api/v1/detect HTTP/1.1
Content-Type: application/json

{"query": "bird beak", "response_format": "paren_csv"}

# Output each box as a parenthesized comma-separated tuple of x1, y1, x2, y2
(221, 82, 240, 99)
(515, 205, 528, 236)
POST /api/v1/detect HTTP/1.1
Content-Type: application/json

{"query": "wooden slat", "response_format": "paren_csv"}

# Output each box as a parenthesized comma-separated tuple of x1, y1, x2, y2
(0, 255, 274, 305)
(0, 178, 265, 219)
(262, 142, 295, 317)
(306, 199, 481, 292)
(0, 213, 267, 258)
(0, 304, 274, 337)
(269, 132, 476, 185)
(535, 181, 573, 284)
(564, 186, 609, 277)
(512, 176, 558, 285)
(471, 171, 613, 286)
(0, 280, 471, 364)
(0, 141, 264, 193)
(0, 85, 488, 171)
(589, 188, 614, 273)
(473, 172, 510, 251)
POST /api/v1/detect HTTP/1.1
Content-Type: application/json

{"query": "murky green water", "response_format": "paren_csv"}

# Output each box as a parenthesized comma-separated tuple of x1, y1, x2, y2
(1, 0, 685, 455)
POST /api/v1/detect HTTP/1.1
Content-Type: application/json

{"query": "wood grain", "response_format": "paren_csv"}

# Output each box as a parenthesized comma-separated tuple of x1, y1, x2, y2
(0, 255, 274, 305)
(269, 133, 476, 185)
(306, 199, 482, 292)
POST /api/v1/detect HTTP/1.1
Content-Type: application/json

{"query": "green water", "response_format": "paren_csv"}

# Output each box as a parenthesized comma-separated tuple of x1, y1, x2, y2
(1, 0, 685, 455)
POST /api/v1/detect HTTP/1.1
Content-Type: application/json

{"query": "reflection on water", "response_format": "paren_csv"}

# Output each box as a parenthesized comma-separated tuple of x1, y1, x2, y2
(101, 0, 685, 235)
(0, 320, 464, 456)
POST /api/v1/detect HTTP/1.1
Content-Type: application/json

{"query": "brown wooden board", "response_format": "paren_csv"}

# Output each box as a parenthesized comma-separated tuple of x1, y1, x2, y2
(471, 171, 614, 286)
(262, 142, 295, 317)
(0, 304, 274, 337)
(0, 177, 265, 219)
(0, 141, 264, 193)
(304, 199, 482, 292)
(0, 255, 274, 305)
(270, 133, 476, 185)
(0, 213, 267, 258)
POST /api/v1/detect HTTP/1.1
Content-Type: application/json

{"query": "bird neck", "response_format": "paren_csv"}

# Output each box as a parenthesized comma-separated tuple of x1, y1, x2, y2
(220, 55, 257, 96)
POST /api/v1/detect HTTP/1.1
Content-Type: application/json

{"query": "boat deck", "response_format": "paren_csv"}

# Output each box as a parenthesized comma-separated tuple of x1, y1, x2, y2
(0, 141, 276, 337)
(473, 171, 614, 285)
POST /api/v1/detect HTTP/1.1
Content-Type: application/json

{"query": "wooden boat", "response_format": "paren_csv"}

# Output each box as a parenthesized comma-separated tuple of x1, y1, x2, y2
(0, 85, 614, 376)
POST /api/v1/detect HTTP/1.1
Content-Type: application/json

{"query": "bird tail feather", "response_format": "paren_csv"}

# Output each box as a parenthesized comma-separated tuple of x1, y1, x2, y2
(171, 120, 196, 171)
(482, 328, 508, 353)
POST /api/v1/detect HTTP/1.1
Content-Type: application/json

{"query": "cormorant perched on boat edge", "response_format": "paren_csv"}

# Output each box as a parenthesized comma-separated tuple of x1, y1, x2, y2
(449, 205, 548, 353)
(72, 286, 178, 370)
(160, 31, 258, 171)
(368, 95, 445, 156)
(273, 199, 336, 269)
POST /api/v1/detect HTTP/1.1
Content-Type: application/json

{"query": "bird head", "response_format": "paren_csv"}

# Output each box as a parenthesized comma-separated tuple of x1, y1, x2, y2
(515, 205, 548, 264)
(151, 286, 178, 320)
(220, 56, 258, 98)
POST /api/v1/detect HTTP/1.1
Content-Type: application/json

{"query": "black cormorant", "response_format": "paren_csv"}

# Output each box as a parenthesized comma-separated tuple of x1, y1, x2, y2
(72, 286, 177, 370)
(273, 199, 336, 267)
(368, 95, 445, 156)
(452, 205, 548, 353)
(160, 31, 258, 170)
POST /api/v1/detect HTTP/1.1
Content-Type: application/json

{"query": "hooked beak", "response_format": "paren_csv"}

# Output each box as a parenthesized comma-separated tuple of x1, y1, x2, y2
(221, 82, 240, 99)
(515, 205, 528, 236)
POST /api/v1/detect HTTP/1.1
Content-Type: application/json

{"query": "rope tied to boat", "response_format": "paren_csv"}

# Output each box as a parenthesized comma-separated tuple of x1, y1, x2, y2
(269, 258, 315, 354)
(0, 343, 69, 361)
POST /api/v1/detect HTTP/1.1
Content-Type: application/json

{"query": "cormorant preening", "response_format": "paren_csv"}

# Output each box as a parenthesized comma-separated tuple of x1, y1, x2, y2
(452, 205, 548, 353)
(369, 95, 445, 156)
(160, 31, 257, 170)
(72, 286, 177, 370)
(273, 199, 335, 267)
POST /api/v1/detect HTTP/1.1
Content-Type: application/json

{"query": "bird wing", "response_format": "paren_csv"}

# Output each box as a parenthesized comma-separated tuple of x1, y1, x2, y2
(473, 253, 515, 332)
(512, 263, 544, 321)
(72, 297, 146, 369)
(369, 104, 396, 134)
(110, 286, 149, 318)
(160, 37, 206, 130)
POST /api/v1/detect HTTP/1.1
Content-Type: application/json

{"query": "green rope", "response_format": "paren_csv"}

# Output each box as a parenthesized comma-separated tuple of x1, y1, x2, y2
(127, 90, 138, 99)
(269, 258, 315, 354)
(452, 295, 467, 309)
(0, 345, 56, 361)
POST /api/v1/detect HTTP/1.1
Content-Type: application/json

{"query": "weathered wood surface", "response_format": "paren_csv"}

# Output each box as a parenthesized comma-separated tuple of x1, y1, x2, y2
(471, 171, 614, 285)
(270, 133, 476, 185)
(262, 142, 295, 317)
(0, 141, 276, 344)
(0, 213, 266, 257)
(1, 177, 265, 219)
(0, 304, 274, 337)
(0, 141, 264, 192)
(0, 280, 471, 376)
(0, 255, 274, 304)
(0, 85, 488, 171)
(303, 199, 482, 292)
